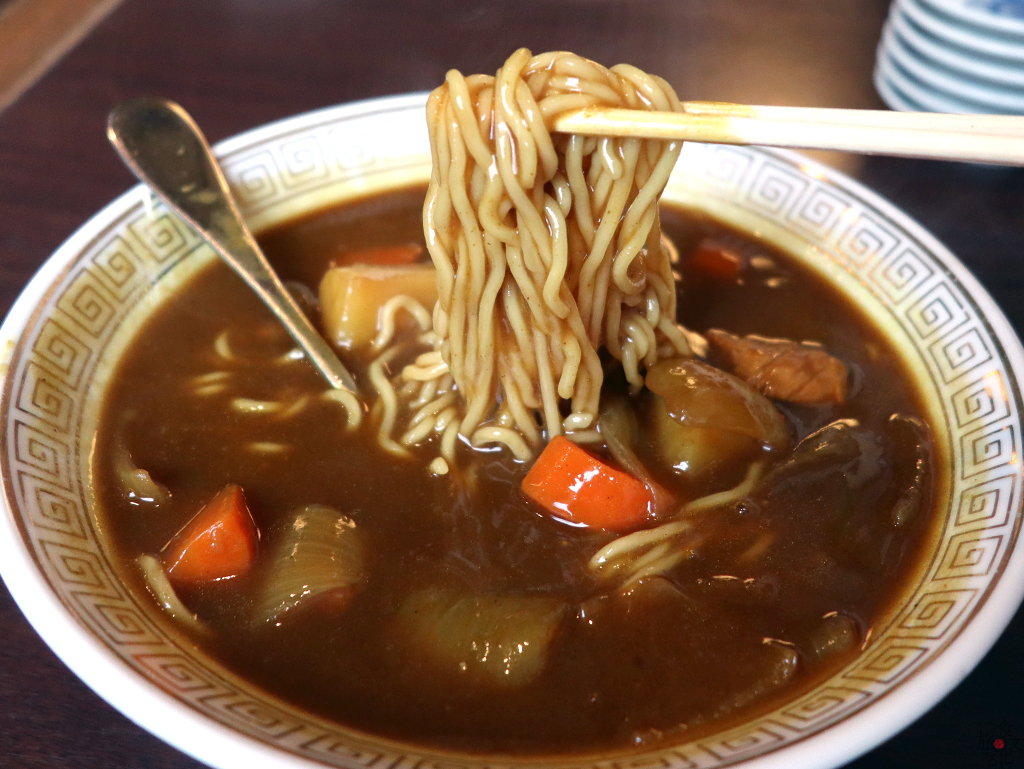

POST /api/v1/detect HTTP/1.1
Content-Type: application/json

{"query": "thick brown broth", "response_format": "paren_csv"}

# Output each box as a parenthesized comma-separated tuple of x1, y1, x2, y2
(95, 188, 935, 754)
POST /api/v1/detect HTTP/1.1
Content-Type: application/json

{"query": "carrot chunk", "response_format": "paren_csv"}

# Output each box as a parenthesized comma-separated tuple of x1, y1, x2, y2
(521, 436, 653, 532)
(689, 241, 743, 282)
(336, 244, 424, 267)
(162, 484, 258, 587)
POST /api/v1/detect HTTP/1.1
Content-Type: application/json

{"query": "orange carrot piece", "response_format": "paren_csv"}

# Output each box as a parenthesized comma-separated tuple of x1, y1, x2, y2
(336, 244, 424, 267)
(689, 242, 743, 282)
(521, 436, 653, 532)
(162, 484, 258, 587)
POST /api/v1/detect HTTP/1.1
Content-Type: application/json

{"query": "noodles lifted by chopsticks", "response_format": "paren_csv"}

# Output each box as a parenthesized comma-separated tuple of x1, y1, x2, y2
(378, 48, 692, 461)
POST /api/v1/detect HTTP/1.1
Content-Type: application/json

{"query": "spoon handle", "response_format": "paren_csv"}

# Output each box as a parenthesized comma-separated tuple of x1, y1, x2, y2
(107, 97, 359, 393)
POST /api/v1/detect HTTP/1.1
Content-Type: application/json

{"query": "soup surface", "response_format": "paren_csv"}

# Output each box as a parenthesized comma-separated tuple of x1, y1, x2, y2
(95, 187, 934, 754)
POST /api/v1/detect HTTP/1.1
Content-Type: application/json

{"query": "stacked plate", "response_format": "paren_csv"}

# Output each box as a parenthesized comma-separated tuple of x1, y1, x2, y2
(875, 0, 1024, 113)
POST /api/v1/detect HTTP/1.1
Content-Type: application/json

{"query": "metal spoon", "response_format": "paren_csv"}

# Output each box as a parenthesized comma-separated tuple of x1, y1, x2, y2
(107, 97, 358, 393)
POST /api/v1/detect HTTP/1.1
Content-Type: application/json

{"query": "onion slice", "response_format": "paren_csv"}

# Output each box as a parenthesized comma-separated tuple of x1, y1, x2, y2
(253, 504, 366, 626)
(137, 554, 204, 632)
(113, 436, 169, 507)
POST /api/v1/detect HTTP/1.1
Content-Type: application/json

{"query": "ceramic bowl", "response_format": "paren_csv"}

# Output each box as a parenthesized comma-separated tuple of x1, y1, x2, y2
(917, 0, 1024, 39)
(890, 4, 1024, 89)
(1, 94, 1023, 769)
(900, 0, 1024, 64)
(875, 38, 1007, 114)
(874, 64, 927, 112)
(883, 18, 1024, 110)
(875, 0, 1024, 113)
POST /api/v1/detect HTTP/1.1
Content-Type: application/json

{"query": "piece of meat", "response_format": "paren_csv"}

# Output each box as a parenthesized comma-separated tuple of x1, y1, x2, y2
(706, 329, 849, 405)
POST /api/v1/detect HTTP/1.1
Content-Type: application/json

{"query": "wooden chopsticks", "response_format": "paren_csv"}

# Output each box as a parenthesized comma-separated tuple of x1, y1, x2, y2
(551, 101, 1024, 165)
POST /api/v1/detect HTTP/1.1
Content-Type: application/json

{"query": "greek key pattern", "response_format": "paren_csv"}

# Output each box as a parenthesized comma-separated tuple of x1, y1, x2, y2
(0, 99, 1020, 769)
(219, 101, 431, 219)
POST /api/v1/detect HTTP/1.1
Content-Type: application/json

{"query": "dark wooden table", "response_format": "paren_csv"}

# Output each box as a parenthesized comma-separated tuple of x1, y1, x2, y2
(1, 1, 1021, 767)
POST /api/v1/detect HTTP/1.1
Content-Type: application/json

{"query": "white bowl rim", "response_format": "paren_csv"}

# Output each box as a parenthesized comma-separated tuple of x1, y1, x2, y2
(0, 91, 1022, 769)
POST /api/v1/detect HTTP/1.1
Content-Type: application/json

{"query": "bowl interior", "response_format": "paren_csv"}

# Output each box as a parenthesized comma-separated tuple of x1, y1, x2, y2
(1, 94, 1022, 769)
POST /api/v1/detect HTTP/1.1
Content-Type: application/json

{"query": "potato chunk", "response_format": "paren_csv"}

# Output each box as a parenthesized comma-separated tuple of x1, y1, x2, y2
(318, 264, 437, 349)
